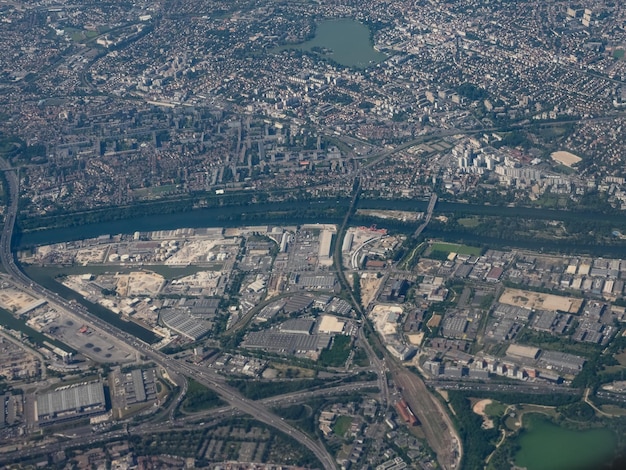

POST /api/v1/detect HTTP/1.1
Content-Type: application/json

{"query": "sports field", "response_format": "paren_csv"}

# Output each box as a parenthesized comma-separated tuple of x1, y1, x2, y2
(430, 242, 482, 256)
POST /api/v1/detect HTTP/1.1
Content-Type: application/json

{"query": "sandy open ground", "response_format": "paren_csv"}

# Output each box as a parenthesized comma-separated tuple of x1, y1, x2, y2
(499, 288, 583, 313)
(472, 399, 495, 429)
(0, 288, 37, 311)
(407, 333, 425, 346)
(360, 275, 384, 307)
(551, 150, 582, 167)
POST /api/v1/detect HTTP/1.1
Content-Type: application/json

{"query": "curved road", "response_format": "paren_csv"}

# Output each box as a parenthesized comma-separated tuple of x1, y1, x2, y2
(0, 158, 336, 470)
(0, 379, 378, 466)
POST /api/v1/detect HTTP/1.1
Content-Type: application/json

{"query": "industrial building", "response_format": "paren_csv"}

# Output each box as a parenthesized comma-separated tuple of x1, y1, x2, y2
(283, 294, 314, 314)
(539, 350, 586, 373)
(297, 274, 336, 290)
(505, 344, 541, 360)
(160, 309, 212, 341)
(242, 330, 331, 356)
(318, 230, 334, 266)
(342, 232, 354, 253)
(280, 318, 315, 335)
(442, 315, 469, 338)
(36, 382, 106, 426)
(394, 399, 418, 426)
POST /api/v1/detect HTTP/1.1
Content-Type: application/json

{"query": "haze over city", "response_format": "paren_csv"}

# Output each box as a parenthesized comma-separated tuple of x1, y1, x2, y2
(1, 1, 626, 469)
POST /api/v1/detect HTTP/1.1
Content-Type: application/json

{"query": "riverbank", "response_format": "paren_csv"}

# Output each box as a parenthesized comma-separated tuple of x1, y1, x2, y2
(16, 198, 626, 258)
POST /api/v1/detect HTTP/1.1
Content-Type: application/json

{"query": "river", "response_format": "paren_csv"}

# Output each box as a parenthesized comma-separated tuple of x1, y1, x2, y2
(17, 199, 350, 247)
(18, 198, 626, 257)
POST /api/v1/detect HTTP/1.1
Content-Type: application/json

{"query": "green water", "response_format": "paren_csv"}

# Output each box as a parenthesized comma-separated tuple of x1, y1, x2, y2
(17, 198, 626, 258)
(278, 19, 387, 68)
(17, 199, 350, 248)
(23, 266, 158, 344)
(514, 414, 617, 470)
(0, 307, 74, 353)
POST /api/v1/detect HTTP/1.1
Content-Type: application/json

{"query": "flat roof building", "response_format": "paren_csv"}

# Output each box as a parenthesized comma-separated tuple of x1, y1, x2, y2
(37, 382, 106, 425)
(161, 309, 212, 341)
(318, 315, 346, 334)
(280, 318, 315, 335)
(506, 344, 541, 360)
(318, 230, 334, 266)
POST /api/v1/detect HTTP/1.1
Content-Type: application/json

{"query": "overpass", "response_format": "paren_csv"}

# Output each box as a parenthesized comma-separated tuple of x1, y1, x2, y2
(0, 157, 336, 470)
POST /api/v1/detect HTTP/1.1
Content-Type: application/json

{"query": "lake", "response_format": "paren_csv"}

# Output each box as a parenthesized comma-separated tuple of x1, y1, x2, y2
(276, 18, 387, 68)
(514, 414, 617, 470)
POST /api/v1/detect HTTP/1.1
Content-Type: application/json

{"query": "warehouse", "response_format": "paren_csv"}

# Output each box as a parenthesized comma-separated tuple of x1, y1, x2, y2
(318, 230, 334, 266)
(37, 382, 106, 425)
(283, 294, 313, 314)
(280, 318, 315, 335)
(161, 309, 212, 341)
(539, 350, 586, 373)
(298, 274, 336, 290)
(505, 344, 541, 360)
(242, 330, 331, 356)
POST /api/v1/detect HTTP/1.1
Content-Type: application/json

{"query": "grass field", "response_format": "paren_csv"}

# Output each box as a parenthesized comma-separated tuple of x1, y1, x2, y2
(318, 335, 352, 367)
(518, 404, 558, 419)
(181, 378, 223, 412)
(602, 349, 626, 374)
(615, 349, 626, 366)
(430, 242, 482, 256)
(65, 27, 98, 43)
(485, 400, 508, 418)
(332, 415, 352, 437)
(458, 217, 480, 228)
(599, 404, 626, 416)
(270, 362, 316, 378)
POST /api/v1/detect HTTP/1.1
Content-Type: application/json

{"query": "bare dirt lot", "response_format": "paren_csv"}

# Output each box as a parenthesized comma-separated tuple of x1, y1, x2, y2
(551, 150, 582, 167)
(0, 287, 37, 312)
(360, 275, 384, 307)
(499, 288, 583, 313)
(472, 399, 495, 429)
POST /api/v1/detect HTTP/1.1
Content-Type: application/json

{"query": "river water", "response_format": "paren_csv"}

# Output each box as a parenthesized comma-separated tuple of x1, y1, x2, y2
(17, 198, 626, 257)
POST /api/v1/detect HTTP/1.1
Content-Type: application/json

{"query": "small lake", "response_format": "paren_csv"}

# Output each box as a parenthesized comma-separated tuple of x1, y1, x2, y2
(276, 18, 387, 68)
(514, 414, 617, 470)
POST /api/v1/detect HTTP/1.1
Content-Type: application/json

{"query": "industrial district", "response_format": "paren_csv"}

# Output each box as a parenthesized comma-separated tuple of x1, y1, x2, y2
(0, 215, 625, 469)
(2, 0, 626, 469)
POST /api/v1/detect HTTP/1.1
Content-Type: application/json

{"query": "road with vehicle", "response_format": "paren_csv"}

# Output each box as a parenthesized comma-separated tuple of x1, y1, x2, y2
(0, 378, 377, 466)
(0, 158, 336, 470)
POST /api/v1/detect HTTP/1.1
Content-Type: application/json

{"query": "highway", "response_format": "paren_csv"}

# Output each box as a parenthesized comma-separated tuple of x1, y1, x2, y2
(414, 193, 437, 238)
(426, 380, 582, 395)
(329, 175, 460, 470)
(0, 379, 378, 466)
(0, 157, 336, 470)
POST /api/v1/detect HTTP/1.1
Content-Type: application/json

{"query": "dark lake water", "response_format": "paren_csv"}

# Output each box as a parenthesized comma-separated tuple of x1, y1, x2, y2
(514, 414, 616, 470)
(275, 18, 387, 68)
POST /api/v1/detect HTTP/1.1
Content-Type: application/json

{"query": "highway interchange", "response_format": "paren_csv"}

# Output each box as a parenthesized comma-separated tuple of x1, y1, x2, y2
(0, 378, 379, 466)
(1, 153, 497, 470)
(0, 157, 337, 469)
